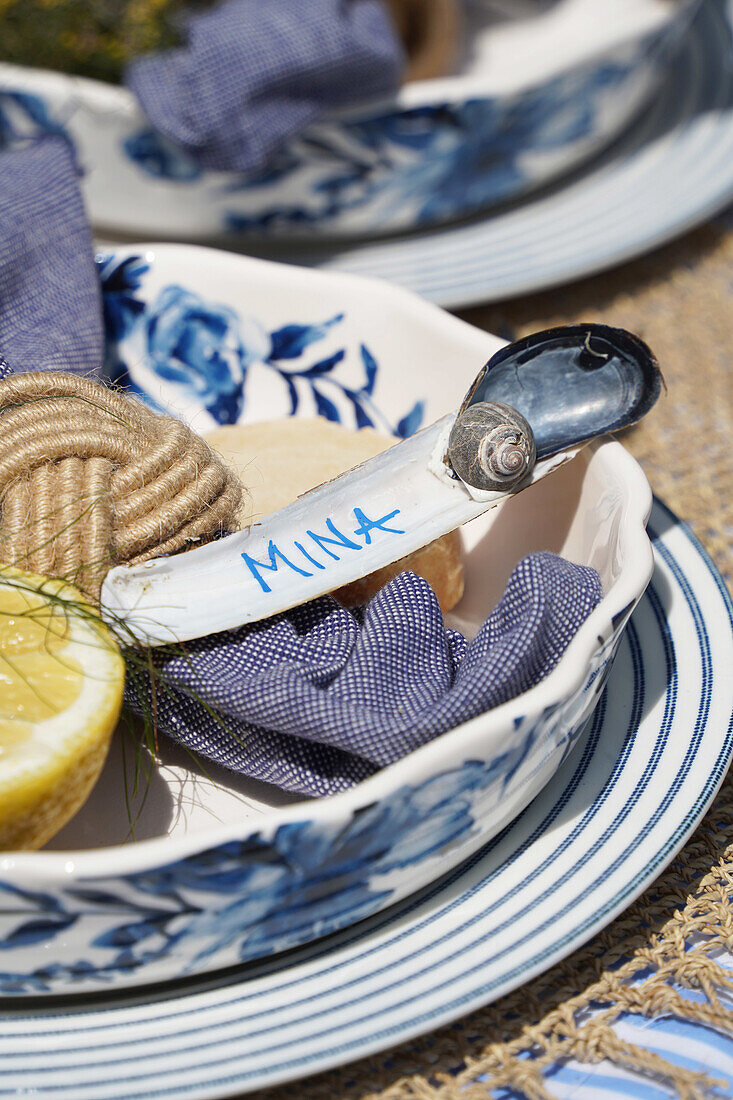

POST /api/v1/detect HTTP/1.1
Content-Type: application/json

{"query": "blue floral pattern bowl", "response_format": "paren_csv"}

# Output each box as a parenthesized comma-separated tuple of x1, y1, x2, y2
(0, 0, 694, 240)
(0, 246, 654, 996)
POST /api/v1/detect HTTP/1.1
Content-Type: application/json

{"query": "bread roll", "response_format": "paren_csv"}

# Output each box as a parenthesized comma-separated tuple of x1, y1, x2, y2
(206, 418, 464, 612)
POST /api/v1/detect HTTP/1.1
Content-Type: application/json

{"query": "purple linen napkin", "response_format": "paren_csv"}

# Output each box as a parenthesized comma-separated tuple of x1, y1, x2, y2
(126, 0, 405, 175)
(126, 554, 603, 798)
(0, 138, 103, 376)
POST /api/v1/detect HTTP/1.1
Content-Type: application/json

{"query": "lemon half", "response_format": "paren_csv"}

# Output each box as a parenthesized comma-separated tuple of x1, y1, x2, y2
(0, 567, 124, 850)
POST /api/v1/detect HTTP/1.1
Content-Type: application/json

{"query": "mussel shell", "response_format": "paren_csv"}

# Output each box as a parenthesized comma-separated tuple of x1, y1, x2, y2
(459, 324, 661, 460)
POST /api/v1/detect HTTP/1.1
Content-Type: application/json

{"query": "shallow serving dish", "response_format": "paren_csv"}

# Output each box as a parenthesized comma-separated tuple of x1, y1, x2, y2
(0, 246, 654, 996)
(0, 0, 692, 240)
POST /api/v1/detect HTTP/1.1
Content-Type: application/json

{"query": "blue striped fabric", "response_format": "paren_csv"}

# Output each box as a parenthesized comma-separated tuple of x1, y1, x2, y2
(520, 1005, 733, 1098)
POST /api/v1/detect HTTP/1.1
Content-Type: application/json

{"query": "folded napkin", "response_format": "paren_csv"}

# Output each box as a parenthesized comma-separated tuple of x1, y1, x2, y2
(126, 555, 602, 797)
(126, 0, 405, 175)
(0, 138, 103, 376)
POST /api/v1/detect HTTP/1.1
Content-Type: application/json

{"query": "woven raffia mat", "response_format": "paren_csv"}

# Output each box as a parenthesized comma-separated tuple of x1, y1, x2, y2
(250, 222, 733, 1100)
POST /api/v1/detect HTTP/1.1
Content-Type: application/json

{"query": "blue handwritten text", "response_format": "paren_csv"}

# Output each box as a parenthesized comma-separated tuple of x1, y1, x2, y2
(242, 507, 404, 594)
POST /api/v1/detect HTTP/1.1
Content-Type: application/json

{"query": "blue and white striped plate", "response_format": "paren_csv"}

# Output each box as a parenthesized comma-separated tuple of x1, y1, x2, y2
(0, 497, 731, 1099)
(272, 0, 733, 307)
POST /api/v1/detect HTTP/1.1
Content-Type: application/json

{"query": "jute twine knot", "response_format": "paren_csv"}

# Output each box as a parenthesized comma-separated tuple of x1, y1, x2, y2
(0, 372, 242, 601)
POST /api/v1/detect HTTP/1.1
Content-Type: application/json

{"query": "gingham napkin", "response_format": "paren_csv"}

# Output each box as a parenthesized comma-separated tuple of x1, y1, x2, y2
(0, 138, 103, 376)
(126, 556, 602, 797)
(126, 0, 405, 175)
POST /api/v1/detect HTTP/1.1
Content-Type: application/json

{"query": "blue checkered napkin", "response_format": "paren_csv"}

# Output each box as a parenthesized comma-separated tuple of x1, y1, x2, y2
(127, 553, 603, 798)
(0, 138, 103, 376)
(126, 0, 405, 175)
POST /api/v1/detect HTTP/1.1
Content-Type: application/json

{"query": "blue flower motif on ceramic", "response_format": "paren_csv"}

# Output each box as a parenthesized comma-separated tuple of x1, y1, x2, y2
(97, 252, 150, 342)
(99, 254, 425, 435)
(142, 285, 254, 424)
(96, 252, 152, 387)
(0, 90, 70, 150)
(264, 322, 424, 437)
(222, 50, 644, 234)
(0, 753, 519, 992)
(123, 128, 202, 182)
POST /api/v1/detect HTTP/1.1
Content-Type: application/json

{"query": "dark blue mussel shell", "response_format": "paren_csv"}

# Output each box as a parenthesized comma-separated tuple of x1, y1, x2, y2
(461, 324, 662, 459)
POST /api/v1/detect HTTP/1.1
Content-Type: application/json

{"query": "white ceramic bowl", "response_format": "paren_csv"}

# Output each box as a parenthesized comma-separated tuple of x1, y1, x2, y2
(0, 0, 693, 239)
(0, 246, 654, 996)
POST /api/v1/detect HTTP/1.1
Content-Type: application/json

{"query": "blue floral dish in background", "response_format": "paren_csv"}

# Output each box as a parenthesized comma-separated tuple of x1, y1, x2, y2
(0, 0, 696, 240)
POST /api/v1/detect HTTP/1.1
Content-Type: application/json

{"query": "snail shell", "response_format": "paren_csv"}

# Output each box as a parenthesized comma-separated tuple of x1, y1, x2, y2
(447, 401, 536, 492)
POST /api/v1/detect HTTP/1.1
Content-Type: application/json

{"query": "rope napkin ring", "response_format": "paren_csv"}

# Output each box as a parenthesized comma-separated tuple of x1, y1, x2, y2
(0, 372, 242, 601)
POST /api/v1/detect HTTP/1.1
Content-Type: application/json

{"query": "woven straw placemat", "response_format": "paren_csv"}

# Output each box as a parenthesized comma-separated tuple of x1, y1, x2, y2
(250, 222, 733, 1100)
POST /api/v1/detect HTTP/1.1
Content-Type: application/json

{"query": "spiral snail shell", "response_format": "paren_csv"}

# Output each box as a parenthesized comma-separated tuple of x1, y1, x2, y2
(447, 401, 536, 492)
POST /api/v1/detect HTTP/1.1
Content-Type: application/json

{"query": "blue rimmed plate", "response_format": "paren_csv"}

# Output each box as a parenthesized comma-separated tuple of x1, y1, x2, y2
(0, 499, 730, 1100)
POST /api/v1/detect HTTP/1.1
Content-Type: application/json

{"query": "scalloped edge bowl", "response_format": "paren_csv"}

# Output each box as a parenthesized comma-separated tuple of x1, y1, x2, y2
(0, 245, 654, 996)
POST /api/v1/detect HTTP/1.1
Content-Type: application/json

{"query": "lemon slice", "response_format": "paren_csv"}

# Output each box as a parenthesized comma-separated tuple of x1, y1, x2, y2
(0, 567, 125, 850)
